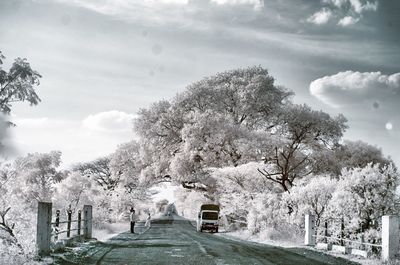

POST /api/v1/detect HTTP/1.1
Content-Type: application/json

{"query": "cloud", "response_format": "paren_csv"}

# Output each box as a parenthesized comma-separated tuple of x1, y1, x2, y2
(309, 71, 400, 108)
(309, 0, 378, 26)
(325, 0, 378, 14)
(210, 0, 264, 10)
(337, 16, 359, 26)
(8, 114, 136, 165)
(82, 110, 135, 133)
(307, 8, 333, 25)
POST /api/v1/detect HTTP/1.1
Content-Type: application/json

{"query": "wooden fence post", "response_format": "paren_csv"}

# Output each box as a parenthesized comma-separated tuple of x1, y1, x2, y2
(67, 208, 72, 238)
(340, 217, 345, 246)
(324, 221, 328, 243)
(54, 210, 60, 241)
(83, 205, 92, 239)
(36, 202, 52, 256)
(382, 215, 399, 261)
(360, 234, 365, 251)
(77, 210, 82, 236)
(305, 214, 315, 246)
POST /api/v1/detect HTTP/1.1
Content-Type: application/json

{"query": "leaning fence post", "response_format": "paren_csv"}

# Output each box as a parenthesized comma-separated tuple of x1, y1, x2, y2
(77, 210, 82, 236)
(83, 205, 93, 239)
(36, 202, 52, 256)
(305, 214, 315, 246)
(382, 215, 399, 261)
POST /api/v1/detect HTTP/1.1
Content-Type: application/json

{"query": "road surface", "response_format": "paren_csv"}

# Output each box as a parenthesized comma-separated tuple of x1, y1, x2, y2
(56, 215, 358, 265)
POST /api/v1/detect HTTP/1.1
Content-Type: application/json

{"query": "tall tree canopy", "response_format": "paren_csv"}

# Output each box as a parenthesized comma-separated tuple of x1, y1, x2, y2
(134, 66, 348, 192)
(258, 104, 348, 192)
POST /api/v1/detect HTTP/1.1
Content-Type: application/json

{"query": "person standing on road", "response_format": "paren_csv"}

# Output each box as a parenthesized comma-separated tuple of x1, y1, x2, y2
(145, 213, 151, 228)
(130, 208, 136, 233)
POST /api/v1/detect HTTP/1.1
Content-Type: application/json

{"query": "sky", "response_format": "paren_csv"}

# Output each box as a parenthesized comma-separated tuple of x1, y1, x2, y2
(0, 0, 399, 167)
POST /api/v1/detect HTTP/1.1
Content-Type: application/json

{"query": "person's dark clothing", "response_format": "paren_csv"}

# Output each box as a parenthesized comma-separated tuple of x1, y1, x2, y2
(130, 221, 135, 233)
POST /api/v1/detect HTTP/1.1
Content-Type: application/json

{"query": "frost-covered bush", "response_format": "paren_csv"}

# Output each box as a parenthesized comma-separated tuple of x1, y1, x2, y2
(327, 163, 399, 241)
(284, 175, 337, 227)
(213, 161, 399, 247)
(0, 160, 44, 264)
(214, 162, 271, 229)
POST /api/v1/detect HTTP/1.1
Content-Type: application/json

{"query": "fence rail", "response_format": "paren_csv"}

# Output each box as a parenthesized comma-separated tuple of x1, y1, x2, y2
(36, 202, 93, 256)
(312, 235, 382, 248)
(305, 214, 398, 262)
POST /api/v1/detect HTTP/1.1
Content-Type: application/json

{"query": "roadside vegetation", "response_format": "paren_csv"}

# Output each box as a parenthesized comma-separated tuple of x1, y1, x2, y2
(0, 56, 398, 263)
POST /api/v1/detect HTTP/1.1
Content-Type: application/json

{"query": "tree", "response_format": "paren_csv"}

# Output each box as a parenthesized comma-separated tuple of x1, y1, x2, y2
(74, 157, 118, 191)
(0, 163, 17, 238)
(0, 51, 42, 114)
(329, 163, 399, 233)
(177, 66, 293, 129)
(213, 162, 272, 230)
(13, 151, 64, 205)
(0, 51, 42, 156)
(284, 176, 337, 226)
(312, 140, 393, 176)
(134, 66, 292, 191)
(258, 104, 347, 192)
(53, 171, 93, 213)
(109, 141, 143, 193)
(109, 141, 154, 201)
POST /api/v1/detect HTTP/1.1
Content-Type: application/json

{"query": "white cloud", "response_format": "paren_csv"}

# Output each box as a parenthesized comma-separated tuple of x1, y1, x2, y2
(154, 0, 188, 4)
(324, 0, 378, 13)
(9, 115, 136, 166)
(82, 110, 135, 133)
(337, 16, 359, 26)
(348, 0, 378, 13)
(310, 71, 400, 108)
(54, 0, 188, 18)
(307, 8, 333, 25)
(210, 0, 264, 10)
(312, 0, 378, 26)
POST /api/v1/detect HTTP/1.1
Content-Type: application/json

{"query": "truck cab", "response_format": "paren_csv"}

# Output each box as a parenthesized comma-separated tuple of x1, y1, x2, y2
(196, 204, 220, 233)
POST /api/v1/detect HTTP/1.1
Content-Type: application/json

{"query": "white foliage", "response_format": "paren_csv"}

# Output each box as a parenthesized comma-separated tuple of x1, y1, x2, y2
(283, 175, 337, 226)
(328, 163, 399, 233)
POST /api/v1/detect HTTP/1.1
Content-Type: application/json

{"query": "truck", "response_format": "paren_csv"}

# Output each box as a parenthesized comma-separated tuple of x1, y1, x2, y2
(196, 204, 220, 233)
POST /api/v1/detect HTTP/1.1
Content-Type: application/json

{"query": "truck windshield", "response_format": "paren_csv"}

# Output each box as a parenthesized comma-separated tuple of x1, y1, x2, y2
(202, 212, 218, 220)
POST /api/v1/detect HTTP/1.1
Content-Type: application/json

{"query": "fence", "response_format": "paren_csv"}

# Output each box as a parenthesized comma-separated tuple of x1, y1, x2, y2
(305, 214, 399, 261)
(36, 202, 93, 256)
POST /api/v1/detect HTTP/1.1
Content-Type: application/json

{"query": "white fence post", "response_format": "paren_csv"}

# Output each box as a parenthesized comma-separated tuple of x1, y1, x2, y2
(83, 205, 93, 239)
(305, 214, 316, 246)
(382, 215, 399, 261)
(36, 202, 52, 256)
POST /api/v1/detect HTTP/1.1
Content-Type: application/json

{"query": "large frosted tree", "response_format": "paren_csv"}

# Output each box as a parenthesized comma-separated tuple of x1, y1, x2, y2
(134, 66, 293, 191)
